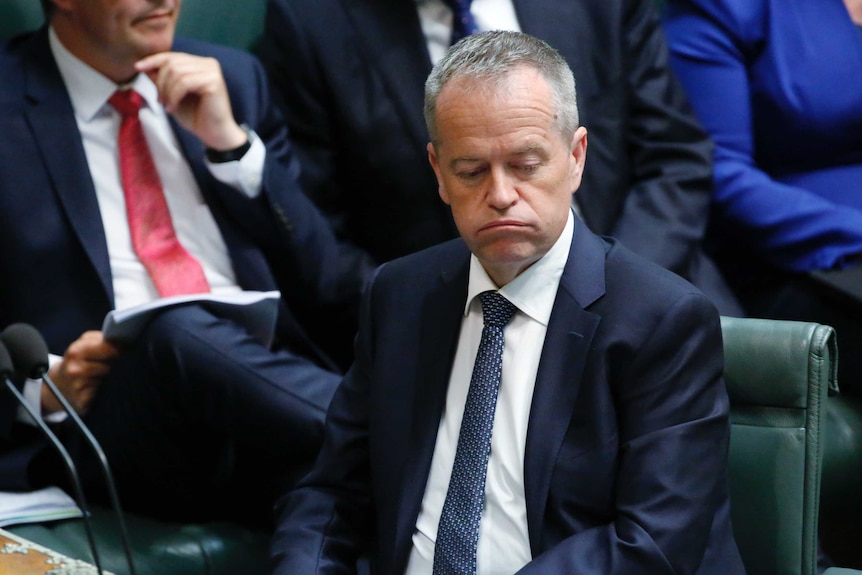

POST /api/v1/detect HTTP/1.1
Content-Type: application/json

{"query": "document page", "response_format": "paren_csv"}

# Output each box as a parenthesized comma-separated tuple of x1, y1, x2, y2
(102, 290, 281, 347)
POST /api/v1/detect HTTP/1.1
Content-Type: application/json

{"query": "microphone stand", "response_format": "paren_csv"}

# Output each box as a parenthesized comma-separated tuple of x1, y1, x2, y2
(1, 324, 136, 575)
(0, 342, 103, 575)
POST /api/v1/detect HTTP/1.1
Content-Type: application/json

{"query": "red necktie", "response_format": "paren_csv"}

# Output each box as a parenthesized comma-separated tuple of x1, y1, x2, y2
(109, 89, 210, 297)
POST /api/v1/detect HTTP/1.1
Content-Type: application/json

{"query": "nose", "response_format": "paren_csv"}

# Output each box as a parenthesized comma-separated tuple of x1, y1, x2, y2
(486, 166, 518, 210)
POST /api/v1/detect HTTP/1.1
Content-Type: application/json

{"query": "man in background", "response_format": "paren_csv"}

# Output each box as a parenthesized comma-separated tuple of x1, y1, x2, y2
(0, 0, 370, 525)
(260, 0, 742, 316)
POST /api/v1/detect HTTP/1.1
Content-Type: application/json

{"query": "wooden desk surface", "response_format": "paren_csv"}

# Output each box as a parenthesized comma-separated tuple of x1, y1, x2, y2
(0, 529, 113, 575)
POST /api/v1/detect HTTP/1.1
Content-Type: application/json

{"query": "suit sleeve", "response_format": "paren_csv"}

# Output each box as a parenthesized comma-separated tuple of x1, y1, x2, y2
(270, 268, 382, 575)
(188, 44, 373, 367)
(206, 48, 373, 307)
(517, 293, 734, 575)
(0, 393, 50, 491)
(664, 0, 862, 272)
(257, 0, 375, 266)
(609, 0, 715, 278)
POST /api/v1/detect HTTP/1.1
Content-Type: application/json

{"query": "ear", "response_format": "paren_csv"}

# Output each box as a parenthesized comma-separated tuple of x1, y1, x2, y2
(427, 142, 451, 205)
(568, 126, 588, 194)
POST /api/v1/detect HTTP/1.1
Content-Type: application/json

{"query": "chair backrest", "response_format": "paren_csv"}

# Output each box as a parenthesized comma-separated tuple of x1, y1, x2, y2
(721, 316, 838, 575)
(0, 0, 267, 52)
(175, 0, 267, 52)
(0, 1, 43, 43)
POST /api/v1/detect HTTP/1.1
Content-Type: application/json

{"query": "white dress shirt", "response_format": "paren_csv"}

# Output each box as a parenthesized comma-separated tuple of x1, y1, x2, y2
(49, 27, 268, 311)
(405, 211, 575, 575)
(416, 0, 521, 65)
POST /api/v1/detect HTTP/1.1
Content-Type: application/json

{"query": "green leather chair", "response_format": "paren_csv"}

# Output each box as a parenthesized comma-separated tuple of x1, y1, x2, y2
(1, 1, 272, 574)
(821, 394, 862, 567)
(722, 316, 862, 575)
(176, 0, 267, 52)
(9, 508, 270, 575)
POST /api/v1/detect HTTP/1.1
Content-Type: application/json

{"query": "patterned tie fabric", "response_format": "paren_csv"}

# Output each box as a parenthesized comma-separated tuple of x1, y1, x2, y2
(109, 89, 210, 297)
(432, 291, 517, 575)
(440, 0, 479, 45)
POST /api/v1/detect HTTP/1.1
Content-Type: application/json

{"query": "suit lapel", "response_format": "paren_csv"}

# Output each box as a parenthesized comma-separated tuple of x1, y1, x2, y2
(341, 0, 432, 149)
(170, 116, 208, 187)
(523, 218, 606, 554)
(393, 249, 470, 571)
(22, 30, 114, 304)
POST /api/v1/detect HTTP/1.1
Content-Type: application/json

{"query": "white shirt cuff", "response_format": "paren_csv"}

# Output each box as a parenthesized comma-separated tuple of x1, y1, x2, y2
(15, 354, 67, 425)
(204, 131, 266, 198)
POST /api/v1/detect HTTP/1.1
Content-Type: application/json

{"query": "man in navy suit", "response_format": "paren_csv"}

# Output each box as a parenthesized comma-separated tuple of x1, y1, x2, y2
(259, 0, 742, 317)
(272, 31, 744, 575)
(0, 0, 370, 524)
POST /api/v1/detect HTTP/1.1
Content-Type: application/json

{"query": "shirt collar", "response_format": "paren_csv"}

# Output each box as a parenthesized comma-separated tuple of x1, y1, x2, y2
(49, 26, 162, 123)
(465, 209, 574, 326)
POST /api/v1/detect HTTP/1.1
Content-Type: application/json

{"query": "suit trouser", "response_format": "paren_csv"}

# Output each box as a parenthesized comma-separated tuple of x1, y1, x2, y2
(45, 305, 341, 526)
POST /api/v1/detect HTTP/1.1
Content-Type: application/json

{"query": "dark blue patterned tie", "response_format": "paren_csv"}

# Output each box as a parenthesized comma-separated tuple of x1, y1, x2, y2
(432, 291, 517, 575)
(440, 0, 479, 45)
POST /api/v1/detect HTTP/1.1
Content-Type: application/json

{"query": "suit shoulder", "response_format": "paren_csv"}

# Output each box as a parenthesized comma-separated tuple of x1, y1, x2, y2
(373, 240, 469, 291)
(0, 30, 40, 98)
(265, 0, 341, 24)
(601, 238, 719, 320)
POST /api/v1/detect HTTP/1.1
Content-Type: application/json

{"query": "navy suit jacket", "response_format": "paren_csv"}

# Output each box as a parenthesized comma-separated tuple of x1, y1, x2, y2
(260, 0, 742, 316)
(0, 29, 368, 487)
(272, 217, 745, 575)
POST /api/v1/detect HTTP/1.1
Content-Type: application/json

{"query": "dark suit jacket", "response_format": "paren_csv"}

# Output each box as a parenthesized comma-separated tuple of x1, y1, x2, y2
(259, 0, 742, 315)
(272, 217, 745, 575)
(0, 29, 369, 487)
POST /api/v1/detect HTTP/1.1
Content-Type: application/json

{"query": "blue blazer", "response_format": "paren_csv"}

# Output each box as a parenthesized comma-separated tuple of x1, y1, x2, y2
(666, 0, 862, 273)
(0, 29, 369, 484)
(272, 217, 745, 575)
(259, 0, 743, 316)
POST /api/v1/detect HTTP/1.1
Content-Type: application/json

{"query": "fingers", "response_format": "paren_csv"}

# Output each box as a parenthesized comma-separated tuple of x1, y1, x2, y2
(135, 52, 247, 150)
(45, 331, 120, 415)
(137, 52, 219, 113)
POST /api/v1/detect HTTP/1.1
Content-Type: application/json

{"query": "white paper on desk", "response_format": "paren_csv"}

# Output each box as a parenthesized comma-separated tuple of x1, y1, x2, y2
(0, 486, 83, 527)
(101, 290, 281, 347)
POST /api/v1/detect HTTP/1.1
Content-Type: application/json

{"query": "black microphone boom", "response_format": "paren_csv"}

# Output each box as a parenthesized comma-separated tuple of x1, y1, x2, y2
(1, 323, 136, 575)
(0, 340, 103, 575)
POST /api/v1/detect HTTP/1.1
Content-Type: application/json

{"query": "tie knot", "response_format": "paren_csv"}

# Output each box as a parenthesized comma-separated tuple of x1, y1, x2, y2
(479, 291, 516, 328)
(109, 89, 143, 118)
(440, 0, 478, 45)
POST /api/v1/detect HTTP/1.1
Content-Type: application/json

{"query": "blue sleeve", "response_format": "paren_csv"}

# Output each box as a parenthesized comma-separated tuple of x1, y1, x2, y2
(664, 0, 862, 271)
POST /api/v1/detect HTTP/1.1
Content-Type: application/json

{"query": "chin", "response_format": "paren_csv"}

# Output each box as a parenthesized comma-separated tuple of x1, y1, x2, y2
(476, 245, 540, 269)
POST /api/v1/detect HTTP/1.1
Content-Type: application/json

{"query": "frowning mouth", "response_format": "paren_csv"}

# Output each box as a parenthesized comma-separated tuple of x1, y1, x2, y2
(479, 220, 528, 232)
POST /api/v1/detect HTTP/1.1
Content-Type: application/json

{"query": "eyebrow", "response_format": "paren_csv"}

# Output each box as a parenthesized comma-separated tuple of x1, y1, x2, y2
(449, 143, 549, 168)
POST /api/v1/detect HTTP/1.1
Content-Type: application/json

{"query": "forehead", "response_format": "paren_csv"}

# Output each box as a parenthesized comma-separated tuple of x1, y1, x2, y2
(434, 68, 561, 154)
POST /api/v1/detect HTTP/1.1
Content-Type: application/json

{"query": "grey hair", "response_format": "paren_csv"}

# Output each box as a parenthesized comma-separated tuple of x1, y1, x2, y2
(424, 30, 579, 145)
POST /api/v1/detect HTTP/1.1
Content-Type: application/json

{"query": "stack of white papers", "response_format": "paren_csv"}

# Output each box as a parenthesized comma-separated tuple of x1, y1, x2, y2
(0, 486, 83, 527)
(102, 290, 281, 346)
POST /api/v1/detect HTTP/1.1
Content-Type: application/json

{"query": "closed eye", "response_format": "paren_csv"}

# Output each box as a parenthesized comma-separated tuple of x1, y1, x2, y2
(456, 166, 488, 181)
(512, 162, 541, 176)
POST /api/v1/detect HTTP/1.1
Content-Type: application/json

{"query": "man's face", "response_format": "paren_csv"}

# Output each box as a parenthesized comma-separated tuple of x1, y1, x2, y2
(428, 66, 587, 286)
(53, 0, 180, 80)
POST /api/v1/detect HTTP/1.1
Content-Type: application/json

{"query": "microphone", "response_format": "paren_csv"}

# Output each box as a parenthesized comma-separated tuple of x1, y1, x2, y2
(0, 339, 104, 575)
(0, 324, 136, 575)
